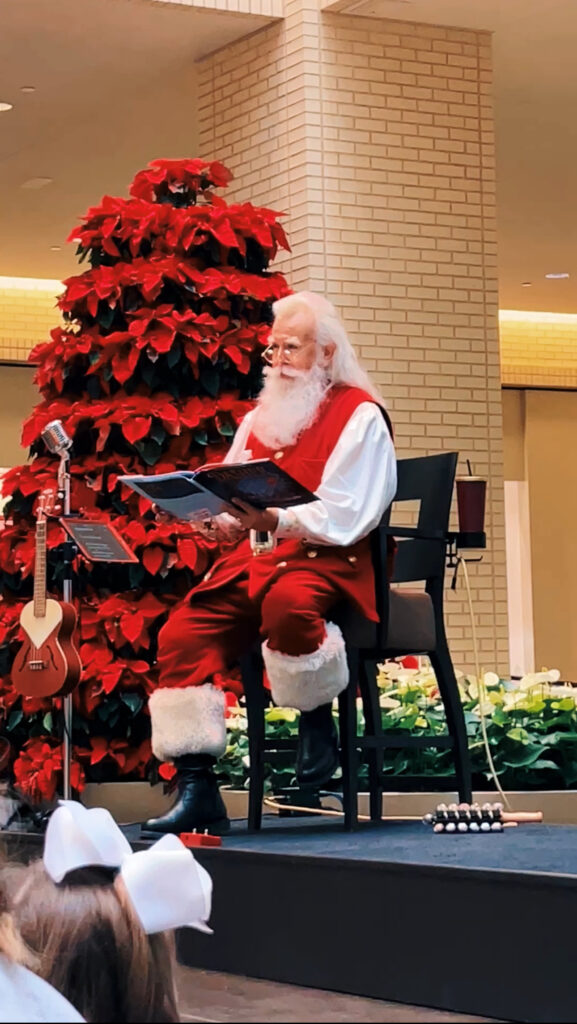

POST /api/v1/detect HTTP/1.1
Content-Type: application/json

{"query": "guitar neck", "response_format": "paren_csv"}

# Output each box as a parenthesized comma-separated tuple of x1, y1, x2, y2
(33, 520, 47, 618)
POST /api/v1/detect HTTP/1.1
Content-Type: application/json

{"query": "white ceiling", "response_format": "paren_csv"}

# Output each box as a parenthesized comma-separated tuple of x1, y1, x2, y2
(0, 0, 274, 280)
(330, 0, 577, 312)
(2, 0, 577, 311)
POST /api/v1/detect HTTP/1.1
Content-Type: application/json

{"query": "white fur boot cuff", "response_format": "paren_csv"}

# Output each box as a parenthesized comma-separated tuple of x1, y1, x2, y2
(262, 622, 349, 712)
(149, 683, 227, 761)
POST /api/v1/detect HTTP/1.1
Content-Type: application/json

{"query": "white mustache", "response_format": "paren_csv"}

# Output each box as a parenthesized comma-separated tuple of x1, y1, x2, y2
(263, 365, 306, 380)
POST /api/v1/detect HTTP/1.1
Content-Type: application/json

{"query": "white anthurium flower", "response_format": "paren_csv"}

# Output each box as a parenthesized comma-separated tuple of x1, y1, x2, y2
(241, 754, 250, 768)
(467, 679, 480, 699)
(395, 669, 419, 684)
(474, 699, 494, 716)
(380, 696, 401, 709)
(483, 672, 500, 687)
(519, 669, 562, 690)
(226, 713, 248, 731)
(503, 690, 533, 710)
(549, 686, 577, 700)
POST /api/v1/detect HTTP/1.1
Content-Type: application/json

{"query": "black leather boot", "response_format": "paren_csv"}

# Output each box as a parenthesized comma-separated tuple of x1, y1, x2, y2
(143, 754, 230, 835)
(296, 703, 339, 787)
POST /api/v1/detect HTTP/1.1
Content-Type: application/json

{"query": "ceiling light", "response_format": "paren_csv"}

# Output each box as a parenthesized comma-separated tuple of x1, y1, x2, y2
(0, 102, 13, 113)
(20, 86, 35, 93)
(545, 272, 570, 279)
(21, 177, 53, 189)
(50, 245, 62, 251)
(521, 282, 532, 287)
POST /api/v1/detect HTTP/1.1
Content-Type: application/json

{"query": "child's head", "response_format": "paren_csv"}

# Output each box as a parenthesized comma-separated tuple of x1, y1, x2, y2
(4, 802, 213, 1024)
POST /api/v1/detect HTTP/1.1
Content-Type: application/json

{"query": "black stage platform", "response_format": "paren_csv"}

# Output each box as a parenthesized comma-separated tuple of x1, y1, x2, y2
(3, 816, 577, 1022)
(178, 817, 577, 1024)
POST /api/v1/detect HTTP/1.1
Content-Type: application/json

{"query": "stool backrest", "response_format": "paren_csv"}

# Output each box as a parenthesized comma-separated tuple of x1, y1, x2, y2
(370, 452, 458, 643)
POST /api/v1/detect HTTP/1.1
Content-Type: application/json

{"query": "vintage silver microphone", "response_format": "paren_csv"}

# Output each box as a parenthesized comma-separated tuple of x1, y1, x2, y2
(41, 419, 73, 456)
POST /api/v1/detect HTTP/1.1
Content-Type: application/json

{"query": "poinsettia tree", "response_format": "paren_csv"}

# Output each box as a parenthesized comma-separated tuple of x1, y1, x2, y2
(0, 158, 290, 804)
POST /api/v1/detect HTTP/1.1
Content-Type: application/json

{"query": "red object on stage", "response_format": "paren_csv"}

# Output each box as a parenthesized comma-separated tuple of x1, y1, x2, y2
(179, 832, 223, 848)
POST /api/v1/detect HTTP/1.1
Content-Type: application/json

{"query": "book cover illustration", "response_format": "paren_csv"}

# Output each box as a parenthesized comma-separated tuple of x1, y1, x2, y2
(119, 460, 317, 521)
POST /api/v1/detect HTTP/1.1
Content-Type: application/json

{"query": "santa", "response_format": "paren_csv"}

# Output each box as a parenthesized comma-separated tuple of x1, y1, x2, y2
(144, 291, 396, 835)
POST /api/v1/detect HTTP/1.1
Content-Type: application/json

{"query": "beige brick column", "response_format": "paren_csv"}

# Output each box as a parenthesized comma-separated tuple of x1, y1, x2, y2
(198, 4, 508, 674)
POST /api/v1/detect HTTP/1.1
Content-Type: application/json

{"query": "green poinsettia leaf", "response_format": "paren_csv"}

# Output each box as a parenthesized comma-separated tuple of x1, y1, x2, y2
(167, 341, 182, 369)
(135, 438, 163, 465)
(7, 709, 23, 731)
(200, 365, 220, 397)
(120, 692, 143, 716)
(150, 421, 166, 445)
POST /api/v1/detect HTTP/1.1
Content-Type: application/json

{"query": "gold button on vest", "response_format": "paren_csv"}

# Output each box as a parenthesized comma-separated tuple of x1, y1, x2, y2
(347, 555, 357, 564)
(278, 560, 288, 568)
(274, 451, 284, 460)
(306, 549, 318, 559)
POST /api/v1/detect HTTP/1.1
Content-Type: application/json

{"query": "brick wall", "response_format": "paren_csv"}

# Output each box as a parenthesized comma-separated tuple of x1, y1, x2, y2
(0, 279, 62, 363)
(500, 311, 577, 389)
(199, 6, 509, 673)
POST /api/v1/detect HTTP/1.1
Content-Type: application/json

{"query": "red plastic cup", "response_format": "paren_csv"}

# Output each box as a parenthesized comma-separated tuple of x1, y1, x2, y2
(456, 476, 486, 535)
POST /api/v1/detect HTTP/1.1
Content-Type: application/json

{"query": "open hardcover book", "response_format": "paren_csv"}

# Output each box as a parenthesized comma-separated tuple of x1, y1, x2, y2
(119, 460, 318, 522)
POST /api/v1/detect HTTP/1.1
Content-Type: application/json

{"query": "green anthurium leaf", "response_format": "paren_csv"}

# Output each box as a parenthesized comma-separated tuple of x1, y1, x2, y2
(42, 712, 53, 732)
(502, 744, 545, 768)
(506, 726, 532, 744)
(529, 759, 561, 772)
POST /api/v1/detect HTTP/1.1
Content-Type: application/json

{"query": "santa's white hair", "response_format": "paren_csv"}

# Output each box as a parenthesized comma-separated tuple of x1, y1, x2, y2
(271, 291, 383, 404)
(250, 291, 384, 449)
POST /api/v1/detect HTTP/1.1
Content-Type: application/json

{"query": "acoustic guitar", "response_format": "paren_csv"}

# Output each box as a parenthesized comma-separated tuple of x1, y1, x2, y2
(12, 492, 82, 698)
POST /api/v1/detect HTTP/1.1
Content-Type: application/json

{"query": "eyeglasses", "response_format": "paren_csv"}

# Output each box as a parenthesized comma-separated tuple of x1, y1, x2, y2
(262, 337, 316, 365)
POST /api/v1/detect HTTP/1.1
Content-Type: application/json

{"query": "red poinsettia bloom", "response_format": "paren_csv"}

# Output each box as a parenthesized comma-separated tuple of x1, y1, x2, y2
(129, 159, 232, 202)
(13, 738, 85, 803)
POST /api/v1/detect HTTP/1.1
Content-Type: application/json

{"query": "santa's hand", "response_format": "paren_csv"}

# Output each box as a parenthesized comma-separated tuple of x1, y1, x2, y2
(151, 503, 179, 524)
(230, 500, 279, 533)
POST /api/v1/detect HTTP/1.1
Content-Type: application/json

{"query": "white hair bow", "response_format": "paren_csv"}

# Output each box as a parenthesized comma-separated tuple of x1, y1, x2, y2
(43, 801, 213, 935)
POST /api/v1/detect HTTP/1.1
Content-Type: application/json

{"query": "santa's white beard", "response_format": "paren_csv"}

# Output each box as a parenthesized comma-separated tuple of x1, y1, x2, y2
(251, 364, 330, 449)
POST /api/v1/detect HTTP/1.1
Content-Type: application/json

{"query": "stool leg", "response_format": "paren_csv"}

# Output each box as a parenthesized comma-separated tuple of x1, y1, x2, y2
(430, 642, 472, 803)
(339, 647, 360, 830)
(360, 658, 383, 822)
(241, 652, 266, 831)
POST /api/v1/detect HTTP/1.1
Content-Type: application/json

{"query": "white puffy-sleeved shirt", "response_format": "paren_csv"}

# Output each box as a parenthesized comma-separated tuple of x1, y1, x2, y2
(224, 401, 396, 547)
(0, 955, 85, 1022)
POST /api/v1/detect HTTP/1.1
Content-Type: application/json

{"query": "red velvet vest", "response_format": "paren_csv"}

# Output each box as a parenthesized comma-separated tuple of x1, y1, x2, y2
(191, 385, 393, 622)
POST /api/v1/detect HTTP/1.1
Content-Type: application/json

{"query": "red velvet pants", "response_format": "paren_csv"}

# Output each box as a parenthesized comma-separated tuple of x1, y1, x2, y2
(157, 570, 340, 691)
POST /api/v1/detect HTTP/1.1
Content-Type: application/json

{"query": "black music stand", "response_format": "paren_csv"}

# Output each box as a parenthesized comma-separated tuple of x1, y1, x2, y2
(59, 519, 138, 565)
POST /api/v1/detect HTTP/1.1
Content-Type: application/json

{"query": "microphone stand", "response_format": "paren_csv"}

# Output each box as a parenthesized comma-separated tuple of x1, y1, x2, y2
(56, 448, 76, 800)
